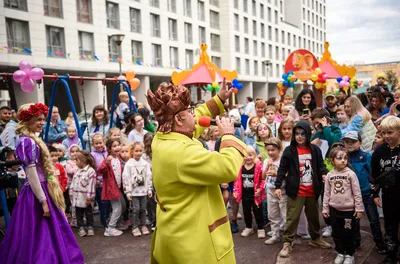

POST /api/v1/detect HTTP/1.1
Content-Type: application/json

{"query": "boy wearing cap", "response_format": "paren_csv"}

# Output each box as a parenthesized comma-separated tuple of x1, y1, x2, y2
(343, 131, 386, 254)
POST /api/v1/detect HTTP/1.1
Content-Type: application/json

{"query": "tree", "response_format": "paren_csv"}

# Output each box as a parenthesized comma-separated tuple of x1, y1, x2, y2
(384, 70, 398, 91)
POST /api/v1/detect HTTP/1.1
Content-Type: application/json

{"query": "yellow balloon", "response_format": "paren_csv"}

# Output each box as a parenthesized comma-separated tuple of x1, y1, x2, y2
(277, 82, 283, 88)
(212, 82, 218, 88)
(315, 82, 322, 89)
(315, 68, 322, 74)
(311, 74, 318, 82)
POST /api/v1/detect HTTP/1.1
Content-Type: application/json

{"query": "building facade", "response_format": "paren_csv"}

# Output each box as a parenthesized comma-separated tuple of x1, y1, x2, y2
(0, 0, 326, 116)
(355, 61, 400, 90)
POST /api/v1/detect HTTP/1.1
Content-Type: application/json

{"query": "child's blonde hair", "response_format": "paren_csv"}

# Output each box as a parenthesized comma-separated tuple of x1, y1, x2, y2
(265, 105, 276, 114)
(278, 118, 294, 141)
(246, 145, 258, 163)
(394, 90, 400, 98)
(91, 132, 105, 145)
(129, 141, 143, 158)
(107, 127, 121, 140)
(207, 126, 219, 140)
(265, 137, 283, 151)
(283, 94, 292, 101)
(380, 116, 400, 131)
(119, 91, 128, 99)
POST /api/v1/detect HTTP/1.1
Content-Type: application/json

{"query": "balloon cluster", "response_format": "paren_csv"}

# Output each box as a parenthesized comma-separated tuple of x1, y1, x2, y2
(350, 77, 362, 89)
(310, 67, 328, 91)
(207, 81, 221, 93)
(230, 78, 243, 94)
(126, 69, 140, 90)
(277, 71, 297, 96)
(13, 60, 44, 92)
(337, 76, 350, 91)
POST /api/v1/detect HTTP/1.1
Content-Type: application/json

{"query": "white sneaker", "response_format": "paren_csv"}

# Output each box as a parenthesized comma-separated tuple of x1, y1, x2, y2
(257, 229, 266, 239)
(343, 255, 354, 264)
(334, 254, 345, 264)
(265, 236, 281, 245)
(240, 228, 254, 237)
(322, 226, 332, 237)
(78, 227, 87, 237)
(267, 231, 275, 237)
(87, 227, 94, 236)
(237, 213, 243, 220)
(141, 226, 150, 235)
(105, 227, 123, 237)
(103, 228, 109, 236)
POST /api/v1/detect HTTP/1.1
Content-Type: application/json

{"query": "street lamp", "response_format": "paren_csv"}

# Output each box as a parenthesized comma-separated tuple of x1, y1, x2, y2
(263, 59, 272, 90)
(111, 34, 125, 76)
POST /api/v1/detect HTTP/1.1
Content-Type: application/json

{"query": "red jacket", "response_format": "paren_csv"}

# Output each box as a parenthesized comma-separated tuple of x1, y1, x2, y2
(234, 161, 266, 206)
(98, 157, 124, 201)
(55, 163, 67, 192)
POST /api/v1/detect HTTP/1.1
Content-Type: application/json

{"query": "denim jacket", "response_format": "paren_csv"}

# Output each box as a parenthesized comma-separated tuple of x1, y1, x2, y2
(43, 118, 68, 144)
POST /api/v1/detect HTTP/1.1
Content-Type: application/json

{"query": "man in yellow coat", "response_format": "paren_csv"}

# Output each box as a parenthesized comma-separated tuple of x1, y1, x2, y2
(147, 80, 247, 264)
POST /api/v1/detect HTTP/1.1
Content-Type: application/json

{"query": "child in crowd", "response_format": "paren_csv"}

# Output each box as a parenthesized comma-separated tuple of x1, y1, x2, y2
(206, 126, 220, 152)
(83, 105, 110, 150)
(98, 139, 126, 237)
(278, 118, 294, 150)
(65, 144, 81, 225)
(322, 146, 363, 264)
(123, 142, 153, 237)
(275, 121, 331, 258)
(233, 146, 266, 239)
(253, 123, 272, 162)
(54, 144, 69, 166)
(311, 109, 342, 149)
(336, 105, 348, 130)
(62, 125, 82, 150)
(198, 130, 209, 150)
(372, 129, 384, 152)
(116, 92, 130, 128)
(49, 146, 67, 193)
(281, 105, 293, 119)
(119, 143, 131, 226)
(244, 116, 259, 146)
(120, 144, 130, 165)
(370, 116, 400, 264)
(263, 138, 285, 245)
(143, 133, 156, 230)
(265, 106, 280, 138)
(90, 133, 109, 228)
(343, 131, 385, 253)
(70, 150, 97, 237)
(283, 95, 293, 107)
(108, 127, 122, 141)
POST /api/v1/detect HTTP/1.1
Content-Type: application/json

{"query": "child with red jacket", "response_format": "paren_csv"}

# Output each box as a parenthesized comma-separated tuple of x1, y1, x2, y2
(233, 145, 266, 239)
(49, 146, 67, 192)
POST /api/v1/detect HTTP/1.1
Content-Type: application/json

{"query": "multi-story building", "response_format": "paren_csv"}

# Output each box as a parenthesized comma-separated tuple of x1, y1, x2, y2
(0, 0, 326, 115)
(355, 61, 400, 91)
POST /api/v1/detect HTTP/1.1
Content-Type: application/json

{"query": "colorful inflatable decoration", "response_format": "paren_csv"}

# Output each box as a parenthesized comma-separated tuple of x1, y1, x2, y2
(336, 76, 350, 92)
(13, 60, 44, 92)
(310, 67, 328, 93)
(125, 69, 140, 90)
(277, 71, 298, 96)
(230, 78, 243, 94)
(206, 81, 220, 93)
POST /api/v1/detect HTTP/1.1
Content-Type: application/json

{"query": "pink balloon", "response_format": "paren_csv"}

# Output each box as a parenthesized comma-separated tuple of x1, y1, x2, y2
(323, 74, 328, 80)
(13, 70, 27, 83)
(345, 82, 350, 88)
(339, 80, 346, 88)
(19, 60, 32, 72)
(342, 76, 349, 81)
(29, 68, 44, 80)
(21, 78, 35, 92)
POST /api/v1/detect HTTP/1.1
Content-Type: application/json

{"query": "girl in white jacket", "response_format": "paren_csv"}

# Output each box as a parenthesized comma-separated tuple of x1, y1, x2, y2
(122, 142, 152, 237)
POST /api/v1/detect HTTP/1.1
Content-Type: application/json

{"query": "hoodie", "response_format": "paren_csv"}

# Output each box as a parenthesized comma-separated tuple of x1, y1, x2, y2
(91, 147, 108, 187)
(311, 124, 342, 148)
(275, 120, 329, 199)
(348, 149, 372, 197)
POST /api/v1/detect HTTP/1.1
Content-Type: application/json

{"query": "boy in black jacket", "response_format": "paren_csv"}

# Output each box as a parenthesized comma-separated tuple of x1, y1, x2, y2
(370, 116, 400, 264)
(275, 121, 331, 258)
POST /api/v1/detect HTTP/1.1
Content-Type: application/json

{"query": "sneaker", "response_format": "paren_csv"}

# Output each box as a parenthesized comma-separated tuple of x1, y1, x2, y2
(265, 236, 281, 245)
(106, 227, 123, 237)
(241, 228, 254, 237)
(132, 227, 142, 237)
(376, 241, 387, 254)
(257, 229, 266, 239)
(87, 227, 94, 236)
(230, 222, 239, 233)
(334, 254, 345, 264)
(116, 223, 129, 231)
(237, 213, 243, 220)
(267, 231, 275, 237)
(103, 228, 109, 236)
(343, 255, 354, 264)
(309, 238, 331, 249)
(322, 226, 332, 237)
(279, 242, 293, 258)
(301, 234, 311, 240)
(151, 223, 156, 231)
(141, 226, 150, 235)
(78, 227, 87, 237)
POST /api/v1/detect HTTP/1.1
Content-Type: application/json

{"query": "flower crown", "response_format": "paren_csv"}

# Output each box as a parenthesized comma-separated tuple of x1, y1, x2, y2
(19, 103, 48, 122)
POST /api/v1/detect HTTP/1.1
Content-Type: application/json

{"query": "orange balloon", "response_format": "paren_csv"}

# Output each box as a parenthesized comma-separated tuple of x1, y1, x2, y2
(126, 69, 136, 81)
(129, 78, 140, 90)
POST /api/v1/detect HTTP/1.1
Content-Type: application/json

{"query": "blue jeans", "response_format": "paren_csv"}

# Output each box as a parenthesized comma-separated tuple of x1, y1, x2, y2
(355, 195, 383, 246)
(95, 187, 110, 228)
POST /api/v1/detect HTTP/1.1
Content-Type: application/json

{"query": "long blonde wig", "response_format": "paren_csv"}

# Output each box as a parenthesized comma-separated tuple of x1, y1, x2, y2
(16, 104, 65, 211)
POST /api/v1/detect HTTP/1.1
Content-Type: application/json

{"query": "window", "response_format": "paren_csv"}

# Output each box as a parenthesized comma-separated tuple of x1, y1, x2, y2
(46, 26, 65, 57)
(312, 27, 315, 38)
(168, 0, 176, 13)
(254, 61, 258, 75)
(130, 8, 141, 33)
(210, 34, 220, 51)
(149, 0, 159, 8)
(260, 3, 264, 19)
(108, 36, 118, 59)
(307, 10, 310, 22)
(185, 49, 194, 69)
(275, 28, 278, 42)
(261, 23, 265, 38)
(308, 25, 310, 36)
(245, 59, 250, 74)
(253, 40, 257, 56)
(77, 0, 92, 23)
(152, 44, 162, 65)
(132, 41, 143, 62)
(303, 38, 306, 48)
(269, 63, 273, 77)
(210, 0, 219, 7)
(282, 47, 285, 60)
(150, 13, 160, 37)
(303, 8, 305, 20)
(4, 0, 27, 11)
(303, 23, 306, 35)
(293, 34, 296, 47)
(106, 1, 119, 29)
(211, 56, 221, 68)
(235, 36, 240, 52)
(268, 26, 272, 40)
(234, 14, 239, 31)
(169, 46, 178, 68)
(262, 63, 266, 76)
(210, 11, 219, 29)
(6, 18, 30, 54)
(261, 42, 265, 57)
(236, 57, 241, 74)
(268, 44, 272, 59)
(184, 23, 193, 43)
(280, 0, 282, 13)
(183, 0, 191, 17)
(299, 36, 301, 47)
(244, 17, 248, 33)
(308, 40, 311, 50)
(168, 19, 178, 40)
(316, 29, 319, 40)
(44, 0, 63, 18)
(199, 26, 206, 44)
(252, 0, 256, 16)
(243, 0, 248, 12)
(281, 30, 285, 44)
(78, 31, 94, 59)
(268, 7, 271, 22)
(316, 15, 319, 26)
(274, 10, 278, 24)
(252, 20, 257, 36)
(276, 64, 279, 77)
(312, 13, 314, 24)
(287, 32, 291, 45)
(198, 1, 205, 21)
(234, 0, 238, 9)
(244, 38, 249, 54)
(275, 46, 279, 60)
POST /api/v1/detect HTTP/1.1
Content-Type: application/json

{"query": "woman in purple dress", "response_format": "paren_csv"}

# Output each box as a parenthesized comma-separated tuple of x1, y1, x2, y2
(0, 103, 84, 264)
